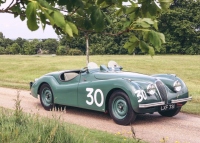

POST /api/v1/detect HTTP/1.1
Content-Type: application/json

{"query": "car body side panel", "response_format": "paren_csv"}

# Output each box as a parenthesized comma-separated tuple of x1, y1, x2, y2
(77, 72, 139, 112)
(31, 75, 80, 106)
(53, 76, 80, 106)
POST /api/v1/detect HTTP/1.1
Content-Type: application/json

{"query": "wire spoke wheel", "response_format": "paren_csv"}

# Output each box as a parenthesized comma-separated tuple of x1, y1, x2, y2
(109, 90, 136, 125)
(112, 97, 128, 119)
(41, 87, 53, 107)
(39, 84, 54, 111)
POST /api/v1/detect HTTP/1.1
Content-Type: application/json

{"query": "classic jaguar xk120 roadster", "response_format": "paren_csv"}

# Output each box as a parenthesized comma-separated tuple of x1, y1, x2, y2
(30, 61, 192, 125)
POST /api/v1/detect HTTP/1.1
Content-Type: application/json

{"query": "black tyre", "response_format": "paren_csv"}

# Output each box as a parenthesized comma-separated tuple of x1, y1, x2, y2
(158, 108, 181, 117)
(109, 90, 136, 125)
(39, 83, 54, 111)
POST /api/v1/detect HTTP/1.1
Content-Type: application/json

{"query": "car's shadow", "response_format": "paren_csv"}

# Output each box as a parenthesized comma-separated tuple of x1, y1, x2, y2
(35, 103, 175, 125)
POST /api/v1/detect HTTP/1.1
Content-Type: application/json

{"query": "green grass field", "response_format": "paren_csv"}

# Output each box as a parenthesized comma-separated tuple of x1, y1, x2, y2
(0, 55, 199, 114)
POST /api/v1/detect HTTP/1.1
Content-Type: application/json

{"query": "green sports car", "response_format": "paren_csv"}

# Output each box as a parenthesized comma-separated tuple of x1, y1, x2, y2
(30, 61, 192, 125)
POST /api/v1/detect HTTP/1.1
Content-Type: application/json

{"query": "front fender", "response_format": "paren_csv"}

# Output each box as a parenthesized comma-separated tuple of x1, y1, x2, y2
(127, 80, 163, 113)
(152, 74, 188, 93)
(106, 79, 162, 113)
(107, 79, 144, 113)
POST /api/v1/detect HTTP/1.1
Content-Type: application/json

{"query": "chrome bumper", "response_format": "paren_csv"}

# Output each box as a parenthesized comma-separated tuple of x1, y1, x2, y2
(139, 101, 165, 108)
(139, 97, 192, 108)
(171, 97, 192, 104)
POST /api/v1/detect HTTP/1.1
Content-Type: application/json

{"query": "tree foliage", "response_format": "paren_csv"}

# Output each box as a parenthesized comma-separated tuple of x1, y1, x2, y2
(159, 0, 200, 54)
(0, 0, 172, 56)
(42, 39, 59, 54)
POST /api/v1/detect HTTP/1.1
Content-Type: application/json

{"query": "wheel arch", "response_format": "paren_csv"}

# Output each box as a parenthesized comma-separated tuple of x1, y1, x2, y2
(39, 82, 55, 111)
(105, 88, 128, 112)
(37, 82, 50, 95)
(107, 88, 137, 125)
(36, 76, 59, 96)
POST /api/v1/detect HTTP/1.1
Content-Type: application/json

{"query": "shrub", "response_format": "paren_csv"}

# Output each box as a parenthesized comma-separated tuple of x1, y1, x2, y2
(0, 46, 5, 54)
(56, 46, 68, 55)
(68, 48, 83, 55)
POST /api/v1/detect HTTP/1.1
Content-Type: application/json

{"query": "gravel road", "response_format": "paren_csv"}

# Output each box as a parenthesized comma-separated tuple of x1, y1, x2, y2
(0, 87, 199, 143)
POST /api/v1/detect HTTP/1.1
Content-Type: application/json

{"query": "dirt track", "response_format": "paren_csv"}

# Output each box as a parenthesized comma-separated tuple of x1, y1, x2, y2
(0, 87, 199, 143)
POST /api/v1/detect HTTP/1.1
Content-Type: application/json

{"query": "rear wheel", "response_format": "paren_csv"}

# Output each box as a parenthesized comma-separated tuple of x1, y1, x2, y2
(39, 83, 54, 111)
(158, 108, 181, 117)
(109, 90, 136, 125)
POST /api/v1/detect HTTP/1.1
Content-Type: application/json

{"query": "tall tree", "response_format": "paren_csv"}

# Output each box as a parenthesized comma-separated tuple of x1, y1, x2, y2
(1, 38, 14, 48)
(10, 43, 20, 54)
(14, 37, 26, 54)
(42, 39, 59, 54)
(0, 32, 4, 39)
(0, 32, 5, 47)
(159, 0, 200, 54)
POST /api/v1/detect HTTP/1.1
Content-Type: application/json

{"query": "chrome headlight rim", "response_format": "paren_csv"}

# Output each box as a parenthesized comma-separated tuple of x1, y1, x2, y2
(147, 84, 156, 95)
(173, 80, 182, 92)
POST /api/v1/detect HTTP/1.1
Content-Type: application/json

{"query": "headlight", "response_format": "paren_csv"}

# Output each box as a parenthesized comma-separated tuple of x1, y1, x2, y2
(173, 80, 182, 92)
(147, 84, 156, 95)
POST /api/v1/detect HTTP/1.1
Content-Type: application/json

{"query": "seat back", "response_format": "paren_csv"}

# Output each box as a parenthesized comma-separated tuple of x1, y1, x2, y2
(64, 72, 78, 81)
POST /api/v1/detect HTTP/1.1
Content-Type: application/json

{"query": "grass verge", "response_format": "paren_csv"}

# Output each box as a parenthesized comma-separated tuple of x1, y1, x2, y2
(0, 91, 144, 143)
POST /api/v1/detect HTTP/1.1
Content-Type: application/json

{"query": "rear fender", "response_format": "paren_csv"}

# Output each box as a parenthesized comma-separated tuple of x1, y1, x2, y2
(31, 76, 59, 98)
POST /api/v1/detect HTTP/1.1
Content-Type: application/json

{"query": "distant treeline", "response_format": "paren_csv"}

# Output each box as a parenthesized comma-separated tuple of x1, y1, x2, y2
(0, 32, 136, 55)
(0, 0, 199, 55)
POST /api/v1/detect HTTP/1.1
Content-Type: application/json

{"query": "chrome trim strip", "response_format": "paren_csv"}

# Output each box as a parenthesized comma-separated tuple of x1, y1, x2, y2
(139, 101, 165, 108)
(155, 83, 162, 100)
(171, 97, 192, 104)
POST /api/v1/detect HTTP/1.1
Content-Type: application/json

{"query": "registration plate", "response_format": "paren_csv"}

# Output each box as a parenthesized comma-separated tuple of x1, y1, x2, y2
(160, 104, 176, 111)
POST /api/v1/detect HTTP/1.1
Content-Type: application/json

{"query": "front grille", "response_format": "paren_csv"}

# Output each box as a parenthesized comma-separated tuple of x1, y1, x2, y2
(156, 81, 168, 103)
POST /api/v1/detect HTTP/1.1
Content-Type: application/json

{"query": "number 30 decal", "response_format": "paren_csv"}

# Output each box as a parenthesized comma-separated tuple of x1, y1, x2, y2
(86, 88, 104, 107)
(135, 90, 147, 103)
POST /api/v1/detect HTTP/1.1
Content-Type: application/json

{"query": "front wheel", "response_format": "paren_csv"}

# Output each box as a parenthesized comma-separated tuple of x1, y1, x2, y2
(158, 108, 181, 117)
(39, 83, 54, 111)
(109, 90, 136, 125)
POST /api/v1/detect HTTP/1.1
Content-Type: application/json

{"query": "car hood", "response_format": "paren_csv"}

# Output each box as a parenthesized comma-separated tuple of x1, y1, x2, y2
(94, 71, 157, 83)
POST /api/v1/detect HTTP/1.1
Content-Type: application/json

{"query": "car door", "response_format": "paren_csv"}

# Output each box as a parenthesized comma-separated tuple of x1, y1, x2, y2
(77, 71, 107, 112)
(54, 72, 80, 106)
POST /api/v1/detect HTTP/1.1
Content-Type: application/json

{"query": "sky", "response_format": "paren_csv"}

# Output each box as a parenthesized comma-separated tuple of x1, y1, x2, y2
(0, 1, 57, 39)
(0, 13, 58, 39)
(0, 1, 131, 40)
